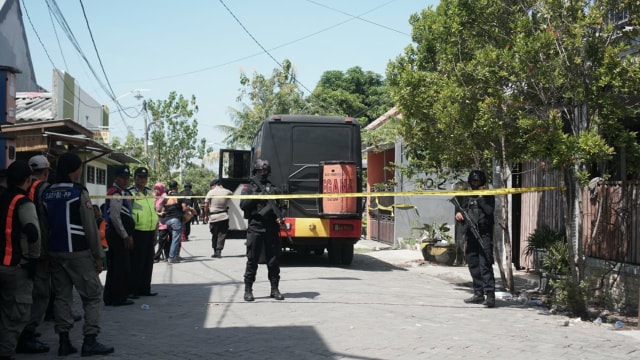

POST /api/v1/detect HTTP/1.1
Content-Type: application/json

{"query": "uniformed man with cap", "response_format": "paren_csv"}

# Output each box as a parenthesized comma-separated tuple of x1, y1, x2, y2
(42, 152, 113, 356)
(127, 167, 159, 297)
(15, 156, 53, 354)
(0, 160, 40, 360)
(103, 165, 135, 306)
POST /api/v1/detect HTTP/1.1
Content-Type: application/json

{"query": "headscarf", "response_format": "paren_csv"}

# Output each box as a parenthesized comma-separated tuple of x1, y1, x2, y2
(153, 182, 167, 228)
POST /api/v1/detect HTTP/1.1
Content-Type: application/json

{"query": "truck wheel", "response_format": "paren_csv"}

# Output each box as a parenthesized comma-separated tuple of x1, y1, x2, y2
(327, 241, 342, 264)
(341, 243, 354, 265)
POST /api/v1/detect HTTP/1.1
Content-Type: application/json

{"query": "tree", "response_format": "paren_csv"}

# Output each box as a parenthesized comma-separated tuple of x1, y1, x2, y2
(306, 66, 393, 126)
(387, 0, 640, 302)
(218, 59, 306, 149)
(145, 91, 209, 183)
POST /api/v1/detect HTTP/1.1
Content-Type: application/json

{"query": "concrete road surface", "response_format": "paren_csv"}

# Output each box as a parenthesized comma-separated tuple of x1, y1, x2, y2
(21, 224, 640, 359)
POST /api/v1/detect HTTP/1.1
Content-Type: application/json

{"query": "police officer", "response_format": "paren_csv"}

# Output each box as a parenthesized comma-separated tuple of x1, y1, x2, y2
(43, 152, 113, 356)
(454, 170, 496, 308)
(240, 159, 285, 302)
(103, 165, 135, 306)
(128, 167, 159, 297)
(15, 156, 53, 354)
(0, 161, 40, 360)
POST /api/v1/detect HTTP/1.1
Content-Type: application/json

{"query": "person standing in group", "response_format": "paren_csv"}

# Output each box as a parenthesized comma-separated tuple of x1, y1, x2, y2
(128, 167, 158, 297)
(158, 181, 188, 264)
(453, 170, 496, 308)
(0, 161, 40, 360)
(152, 183, 170, 262)
(42, 152, 113, 356)
(179, 182, 199, 240)
(205, 179, 232, 258)
(240, 159, 285, 302)
(103, 165, 135, 306)
(15, 156, 53, 354)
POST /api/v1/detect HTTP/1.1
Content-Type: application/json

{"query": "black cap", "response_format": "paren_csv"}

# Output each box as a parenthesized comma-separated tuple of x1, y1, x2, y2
(168, 180, 178, 189)
(134, 167, 149, 177)
(210, 179, 220, 186)
(7, 160, 33, 187)
(114, 165, 131, 177)
(56, 152, 82, 181)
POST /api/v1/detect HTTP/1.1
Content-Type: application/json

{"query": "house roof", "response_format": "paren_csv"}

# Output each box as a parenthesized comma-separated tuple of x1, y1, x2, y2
(15, 92, 55, 121)
(366, 106, 402, 130)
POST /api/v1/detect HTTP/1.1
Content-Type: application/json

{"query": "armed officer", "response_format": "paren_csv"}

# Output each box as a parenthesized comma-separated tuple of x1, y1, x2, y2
(453, 170, 496, 308)
(240, 159, 285, 302)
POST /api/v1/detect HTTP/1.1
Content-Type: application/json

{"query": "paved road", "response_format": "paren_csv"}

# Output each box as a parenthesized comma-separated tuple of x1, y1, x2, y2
(21, 224, 640, 359)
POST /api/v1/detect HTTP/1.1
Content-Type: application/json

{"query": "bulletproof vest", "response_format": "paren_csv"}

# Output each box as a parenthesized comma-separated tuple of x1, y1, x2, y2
(43, 182, 89, 253)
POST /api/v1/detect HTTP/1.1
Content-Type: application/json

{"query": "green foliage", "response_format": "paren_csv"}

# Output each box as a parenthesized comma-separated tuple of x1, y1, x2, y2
(144, 91, 208, 183)
(219, 59, 306, 149)
(542, 240, 571, 275)
(182, 165, 216, 199)
(415, 222, 453, 244)
(524, 225, 564, 260)
(549, 277, 588, 319)
(306, 66, 394, 127)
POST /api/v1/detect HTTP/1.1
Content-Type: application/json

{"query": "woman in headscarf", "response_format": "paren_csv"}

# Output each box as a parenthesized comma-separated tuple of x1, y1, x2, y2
(152, 183, 170, 262)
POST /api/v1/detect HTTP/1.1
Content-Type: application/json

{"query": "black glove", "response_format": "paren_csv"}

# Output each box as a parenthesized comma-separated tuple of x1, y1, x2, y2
(24, 259, 38, 280)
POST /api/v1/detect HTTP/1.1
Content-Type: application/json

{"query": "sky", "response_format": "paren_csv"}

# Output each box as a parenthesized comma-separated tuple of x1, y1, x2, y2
(21, 0, 437, 153)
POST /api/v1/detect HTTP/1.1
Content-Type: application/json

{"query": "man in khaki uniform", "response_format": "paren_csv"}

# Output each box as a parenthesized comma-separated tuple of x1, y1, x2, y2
(0, 161, 40, 360)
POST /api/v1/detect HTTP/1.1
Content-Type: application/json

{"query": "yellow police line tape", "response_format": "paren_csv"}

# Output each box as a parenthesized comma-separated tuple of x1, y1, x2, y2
(89, 186, 559, 200)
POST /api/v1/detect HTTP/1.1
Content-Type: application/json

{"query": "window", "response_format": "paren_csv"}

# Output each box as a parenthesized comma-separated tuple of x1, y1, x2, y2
(96, 168, 106, 185)
(86, 165, 95, 184)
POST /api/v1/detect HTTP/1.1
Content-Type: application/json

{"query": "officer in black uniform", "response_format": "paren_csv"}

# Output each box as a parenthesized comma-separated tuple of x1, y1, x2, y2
(240, 159, 285, 302)
(454, 170, 496, 308)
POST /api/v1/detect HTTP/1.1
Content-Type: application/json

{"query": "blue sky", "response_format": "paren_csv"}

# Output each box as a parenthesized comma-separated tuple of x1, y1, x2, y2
(21, 0, 436, 150)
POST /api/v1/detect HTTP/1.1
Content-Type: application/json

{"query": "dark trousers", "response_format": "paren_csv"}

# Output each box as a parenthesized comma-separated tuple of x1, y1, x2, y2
(209, 219, 229, 251)
(131, 230, 155, 295)
(104, 230, 132, 304)
(244, 226, 281, 284)
(154, 228, 170, 260)
(183, 221, 192, 239)
(465, 231, 495, 295)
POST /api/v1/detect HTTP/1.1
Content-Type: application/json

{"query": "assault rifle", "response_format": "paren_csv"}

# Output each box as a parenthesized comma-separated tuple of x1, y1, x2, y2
(449, 196, 487, 251)
(251, 178, 293, 243)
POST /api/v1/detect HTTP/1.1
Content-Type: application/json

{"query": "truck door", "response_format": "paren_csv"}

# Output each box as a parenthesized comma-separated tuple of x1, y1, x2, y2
(218, 149, 251, 233)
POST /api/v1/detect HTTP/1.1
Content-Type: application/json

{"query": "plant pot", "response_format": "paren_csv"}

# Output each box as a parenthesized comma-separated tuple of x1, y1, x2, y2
(421, 243, 456, 266)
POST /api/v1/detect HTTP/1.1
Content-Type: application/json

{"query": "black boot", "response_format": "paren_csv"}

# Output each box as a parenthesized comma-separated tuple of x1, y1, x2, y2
(58, 332, 77, 356)
(244, 283, 255, 302)
(81, 335, 114, 356)
(16, 331, 50, 353)
(270, 279, 285, 301)
(484, 292, 496, 308)
(464, 293, 484, 304)
(213, 250, 222, 258)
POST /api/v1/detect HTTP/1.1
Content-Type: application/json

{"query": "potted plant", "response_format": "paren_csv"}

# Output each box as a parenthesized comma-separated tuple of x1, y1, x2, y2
(413, 222, 455, 265)
(524, 225, 564, 272)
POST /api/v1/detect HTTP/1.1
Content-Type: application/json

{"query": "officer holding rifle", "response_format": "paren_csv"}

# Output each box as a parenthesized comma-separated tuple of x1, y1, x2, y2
(452, 170, 496, 308)
(240, 159, 285, 302)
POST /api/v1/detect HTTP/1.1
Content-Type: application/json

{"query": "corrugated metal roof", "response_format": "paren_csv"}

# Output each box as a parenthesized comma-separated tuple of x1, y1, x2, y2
(15, 92, 55, 122)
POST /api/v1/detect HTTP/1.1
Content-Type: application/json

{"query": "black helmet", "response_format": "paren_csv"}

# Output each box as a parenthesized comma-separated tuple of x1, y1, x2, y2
(468, 170, 487, 187)
(252, 159, 271, 175)
(184, 182, 192, 188)
(168, 180, 179, 189)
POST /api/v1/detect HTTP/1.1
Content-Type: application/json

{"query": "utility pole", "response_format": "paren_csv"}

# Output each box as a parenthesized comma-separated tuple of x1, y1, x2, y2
(143, 100, 149, 154)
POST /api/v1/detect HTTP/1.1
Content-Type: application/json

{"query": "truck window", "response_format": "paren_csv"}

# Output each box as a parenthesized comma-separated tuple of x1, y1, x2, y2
(291, 126, 353, 164)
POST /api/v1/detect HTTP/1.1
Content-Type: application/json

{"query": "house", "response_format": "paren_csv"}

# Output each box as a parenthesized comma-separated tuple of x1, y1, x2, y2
(363, 107, 462, 248)
(0, 0, 137, 206)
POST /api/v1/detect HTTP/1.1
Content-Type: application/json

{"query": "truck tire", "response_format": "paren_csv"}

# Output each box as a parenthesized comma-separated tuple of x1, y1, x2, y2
(328, 241, 341, 264)
(341, 243, 354, 265)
